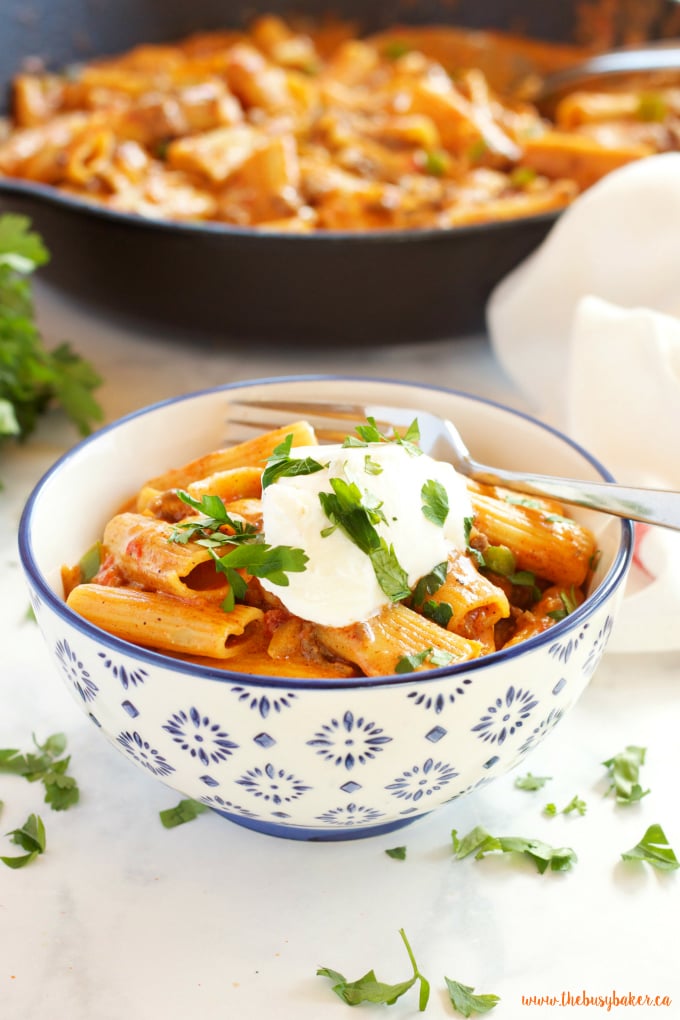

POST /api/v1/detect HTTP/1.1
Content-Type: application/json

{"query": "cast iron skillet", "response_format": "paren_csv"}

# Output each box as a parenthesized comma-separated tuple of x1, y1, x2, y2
(0, 0, 673, 344)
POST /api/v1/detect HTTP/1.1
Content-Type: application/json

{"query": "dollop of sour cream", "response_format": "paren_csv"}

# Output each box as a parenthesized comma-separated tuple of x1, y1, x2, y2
(260, 441, 473, 626)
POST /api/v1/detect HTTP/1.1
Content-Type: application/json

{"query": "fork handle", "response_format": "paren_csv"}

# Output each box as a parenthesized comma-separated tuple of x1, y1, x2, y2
(469, 466, 680, 531)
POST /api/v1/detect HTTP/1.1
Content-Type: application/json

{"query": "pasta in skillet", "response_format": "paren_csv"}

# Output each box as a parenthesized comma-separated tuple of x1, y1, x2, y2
(2, 15, 679, 232)
(62, 419, 598, 678)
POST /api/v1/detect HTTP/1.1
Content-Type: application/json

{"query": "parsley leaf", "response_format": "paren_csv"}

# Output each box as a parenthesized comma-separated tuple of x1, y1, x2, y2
(317, 928, 430, 1011)
(319, 477, 410, 601)
(159, 798, 209, 829)
(1, 813, 46, 869)
(621, 823, 680, 871)
(385, 846, 407, 860)
(544, 795, 587, 818)
(421, 479, 449, 527)
(422, 599, 453, 628)
(0, 733, 80, 811)
(445, 977, 500, 1017)
(547, 587, 579, 621)
(411, 562, 448, 606)
(170, 491, 259, 546)
(514, 773, 552, 791)
(0, 214, 102, 456)
(602, 745, 649, 804)
(452, 825, 577, 874)
(261, 434, 326, 489)
(343, 416, 421, 456)
(395, 647, 455, 673)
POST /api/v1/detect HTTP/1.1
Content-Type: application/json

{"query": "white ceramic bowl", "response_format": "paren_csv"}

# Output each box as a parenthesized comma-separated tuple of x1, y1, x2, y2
(19, 376, 633, 840)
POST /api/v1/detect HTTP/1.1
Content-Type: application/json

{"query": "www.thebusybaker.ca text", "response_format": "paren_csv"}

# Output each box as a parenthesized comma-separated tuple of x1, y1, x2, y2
(521, 990, 672, 1010)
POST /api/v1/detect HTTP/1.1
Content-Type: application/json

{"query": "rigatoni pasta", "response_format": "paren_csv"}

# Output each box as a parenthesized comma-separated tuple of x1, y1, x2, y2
(2, 15, 678, 232)
(62, 418, 598, 678)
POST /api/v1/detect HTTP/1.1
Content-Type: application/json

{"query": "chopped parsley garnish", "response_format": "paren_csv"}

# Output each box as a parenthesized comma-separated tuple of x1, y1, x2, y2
(395, 647, 455, 673)
(0, 214, 102, 461)
(261, 433, 326, 489)
(364, 453, 383, 475)
(343, 415, 421, 456)
(621, 823, 680, 871)
(514, 772, 552, 791)
(1, 813, 46, 869)
(170, 491, 260, 546)
(420, 149, 450, 177)
(547, 587, 579, 621)
(383, 40, 411, 60)
(319, 476, 410, 601)
(411, 562, 448, 605)
(637, 92, 667, 122)
(159, 798, 209, 829)
(452, 825, 577, 874)
(0, 732, 79, 811)
(421, 479, 449, 527)
(445, 977, 500, 1017)
(463, 517, 538, 594)
(602, 745, 649, 804)
(317, 928, 430, 1011)
(421, 599, 453, 628)
(170, 490, 308, 609)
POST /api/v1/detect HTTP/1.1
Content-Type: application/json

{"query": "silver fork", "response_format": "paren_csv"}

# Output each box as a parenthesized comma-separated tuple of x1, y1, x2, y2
(226, 397, 680, 531)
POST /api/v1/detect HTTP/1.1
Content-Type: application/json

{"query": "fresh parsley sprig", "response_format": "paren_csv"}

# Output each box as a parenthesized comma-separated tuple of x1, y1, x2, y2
(514, 772, 552, 791)
(0, 732, 80, 811)
(318, 928, 430, 1011)
(0, 214, 102, 457)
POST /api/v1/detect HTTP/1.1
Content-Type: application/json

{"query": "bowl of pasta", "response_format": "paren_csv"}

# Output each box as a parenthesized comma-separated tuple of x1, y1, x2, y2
(1, 0, 678, 342)
(19, 375, 633, 841)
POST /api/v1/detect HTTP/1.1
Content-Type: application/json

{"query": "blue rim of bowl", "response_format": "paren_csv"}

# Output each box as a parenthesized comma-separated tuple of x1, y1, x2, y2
(18, 374, 634, 691)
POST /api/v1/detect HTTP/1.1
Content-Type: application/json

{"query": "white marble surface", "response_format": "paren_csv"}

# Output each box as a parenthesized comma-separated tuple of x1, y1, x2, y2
(1, 285, 679, 1020)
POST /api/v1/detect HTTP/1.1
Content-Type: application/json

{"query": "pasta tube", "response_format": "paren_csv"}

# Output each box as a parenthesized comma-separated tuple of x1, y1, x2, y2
(101, 512, 229, 601)
(67, 584, 263, 658)
(146, 420, 316, 491)
(314, 603, 482, 676)
(470, 489, 596, 587)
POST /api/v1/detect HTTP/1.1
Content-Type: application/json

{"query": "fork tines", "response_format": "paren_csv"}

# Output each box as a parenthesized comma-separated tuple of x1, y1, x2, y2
(224, 398, 397, 446)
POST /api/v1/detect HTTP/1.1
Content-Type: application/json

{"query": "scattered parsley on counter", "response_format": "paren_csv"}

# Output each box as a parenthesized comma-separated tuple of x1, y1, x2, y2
(0, 732, 80, 811)
(544, 795, 587, 818)
(602, 745, 649, 804)
(0, 214, 102, 459)
(452, 825, 577, 874)
(445, 977, 500, 1017)
(385, 846, 407, 860)
(318, 928, 430, 1011)
(1, 812, 46, 869)
(514, 772, 552, 791)
(159, 798, 209, 829)
(621, 823, 680, 872)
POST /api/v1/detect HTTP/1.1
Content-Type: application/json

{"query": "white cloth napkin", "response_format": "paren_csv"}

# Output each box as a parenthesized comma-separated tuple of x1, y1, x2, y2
(486, 152, 680, 652)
